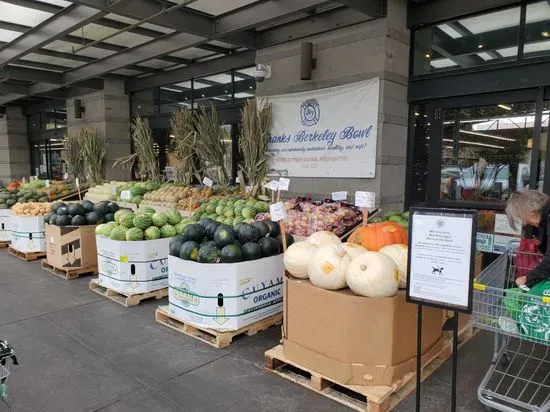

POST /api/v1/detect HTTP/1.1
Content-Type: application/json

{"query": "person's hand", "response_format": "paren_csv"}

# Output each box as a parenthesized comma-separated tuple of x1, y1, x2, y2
(516, 276, 527, 286)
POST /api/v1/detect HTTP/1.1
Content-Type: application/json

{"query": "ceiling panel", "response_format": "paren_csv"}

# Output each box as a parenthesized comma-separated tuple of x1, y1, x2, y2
(526, 1, 550, 24)
(207, 40, 237, 49)
(42, 40, 116, 59)
(21, 52, 85, 68)
(430, 58, 457, 68)
(459, 7, 520, 35)
(112, 68, 142, 76)
(40, 0, 72, 6)
(0, 1, 53, 26)
(200, 73, 232, 84)
(186, 0, 261, 16)
(0, 28, 22, 43)
(169, 47, 214, 60)
(70, 23, 152, 48)
(138, 59, 175, 69)
(104, 13, 175, 34)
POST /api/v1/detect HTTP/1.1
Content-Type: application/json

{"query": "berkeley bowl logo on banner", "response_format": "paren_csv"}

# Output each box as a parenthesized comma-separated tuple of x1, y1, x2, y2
(300, 99, 320, 126)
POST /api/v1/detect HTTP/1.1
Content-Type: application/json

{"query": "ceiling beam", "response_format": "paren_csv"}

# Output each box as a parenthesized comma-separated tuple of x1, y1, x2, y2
(1, 0, 61, 14)
(0, 66, 62, 83)
(69, 0, 257, 49)
(0, 4, 110, 67)
(333, 0, 386, 18)
(0, 93, 26, 105)
(126, 50, 256, 93)
(0, 83, 28, 95)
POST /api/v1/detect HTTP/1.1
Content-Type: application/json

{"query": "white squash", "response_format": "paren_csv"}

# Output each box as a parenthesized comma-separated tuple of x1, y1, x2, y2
(342, 242, 367, 260)
(346, 252, 399, 298)
(284, 241, 318, 279)
(307, 231, 341, 248)
(308, 244, 350, 290)
(379, 244, 408, 288)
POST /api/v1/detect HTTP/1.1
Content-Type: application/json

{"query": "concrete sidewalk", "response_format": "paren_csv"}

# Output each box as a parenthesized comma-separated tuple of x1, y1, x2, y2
(0, 249, 489, 411)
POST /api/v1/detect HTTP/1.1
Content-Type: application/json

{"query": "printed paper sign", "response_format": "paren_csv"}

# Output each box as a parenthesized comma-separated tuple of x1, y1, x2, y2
(63, 173, 69, 180)
(278, 177, 290, 191)
(476, 232, 494, 253)
(203, 177, 213, 187)
(493, 235, 520, 254)
(355, 191, 375, 208)
(245, 186, 251, 193)
(494, 214, 522, 236)
(22, 177, 26, 184)
(264, 180, 279, 191)
(269, 202, 288, 222)
(45, 180, 50, 188)
(111, 187, 117, 196)
(332, 191, 348, 201)
(75, 178, 80, 186)
(121, 190, 132, 200)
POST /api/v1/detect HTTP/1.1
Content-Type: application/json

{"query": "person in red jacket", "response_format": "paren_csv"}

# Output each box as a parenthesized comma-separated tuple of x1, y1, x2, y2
(506, 189, 550, 287)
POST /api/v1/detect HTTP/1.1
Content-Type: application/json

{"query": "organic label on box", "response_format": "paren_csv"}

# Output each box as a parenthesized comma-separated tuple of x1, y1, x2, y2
(278, 177, 290, 191)
(203, 177, 213, 187)
(120, 190, 131, 200)
(269, 202, 287, 222)
(355, 191, 375, 208)
(332, 191, 347, 201)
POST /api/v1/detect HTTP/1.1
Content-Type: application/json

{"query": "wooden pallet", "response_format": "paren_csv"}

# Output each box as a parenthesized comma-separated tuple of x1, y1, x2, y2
(0, 241, 10, 249)
(264, 340, 452, 412)
(41, 259, 97, 281)
(89, 278, 168, 307)
(7, 246, 46, 261)
(155, 305, 283, 349)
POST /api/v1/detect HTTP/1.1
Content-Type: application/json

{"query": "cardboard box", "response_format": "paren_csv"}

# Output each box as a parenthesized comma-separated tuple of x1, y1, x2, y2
(96, 236, 170, 294)
(10, 214, 46, 252)
(283, 276, 443, 387)
(45, 224, 97, 269)
(0, 209, 11, 242)
(168, 254, 284, 331)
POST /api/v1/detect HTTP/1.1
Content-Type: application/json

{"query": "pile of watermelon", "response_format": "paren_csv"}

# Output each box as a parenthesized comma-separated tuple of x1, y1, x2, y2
(44, 200, 119, 226)
(193, 198, 268, 228)
(169, 217, 294, 264)
(370, 210, 409, 230)
(95, 206, 183, 241)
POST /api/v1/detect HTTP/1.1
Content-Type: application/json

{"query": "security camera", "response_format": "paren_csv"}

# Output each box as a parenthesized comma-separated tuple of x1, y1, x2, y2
(253, 64, 271, 83)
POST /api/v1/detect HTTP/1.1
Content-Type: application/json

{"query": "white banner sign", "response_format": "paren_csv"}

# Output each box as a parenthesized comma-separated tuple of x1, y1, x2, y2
(267, 78, 379, 178)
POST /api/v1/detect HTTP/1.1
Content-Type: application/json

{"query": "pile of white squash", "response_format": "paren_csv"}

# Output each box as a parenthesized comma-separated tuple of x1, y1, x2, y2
(284, 231, 408, 298)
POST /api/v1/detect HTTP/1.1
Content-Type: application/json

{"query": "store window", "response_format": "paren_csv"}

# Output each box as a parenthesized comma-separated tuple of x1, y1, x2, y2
(525, 1, 550, 59)
(410, 105, 430, 204)
(440, 102, 535, 203)
(413, 6, 521, 75)
(539, 101, 550, 191)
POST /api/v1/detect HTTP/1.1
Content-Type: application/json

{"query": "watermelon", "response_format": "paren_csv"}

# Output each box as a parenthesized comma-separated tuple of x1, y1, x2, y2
(242, 242, 262, 261)
(94, 201, 109, 216)
(169, 235, 185, 256)
(71, 215, 87, 226)
(252, 221, 269, 238)
(139, 206, 156, 216)
(256, 201, 269, 213)
(276, 233, 294, 250)
(220, 244, 243, 263)
(258, 236, 280, 257)
(104, 212, 115, 222)
(68, 203, 85, 217)
(43, 213, 53, 224)
(56, 215, 72, 226)
(133, 212, 153, 229)
(52, 202, 66, 213)
(48, 214, 58, 225)
(214, 225, 235, 248)
(223, 206, 235, 218)
(215, 204, 225, 216)
(126, 227, 144, 241)
(369, 217, 385, 223)
(160, 224, 177, 238)
(179, 241, 200, 261)
(241, 206, 256, 219)
(384, 210, 402, 219)
(165, 209, 181, 225)
(263, 220, 280, 237)
(57, 206, 69, 216)
(206, 203, 216, 214)
(237, 224, 260, 244)
(114, 209, 131, 224)
(120, 212, 135, 228)
(86, 211, 103, 225)
(144, 226, 161, 240)
(198, 243, 221, 263)
(198, 217, 214, 228)
(106, 202, 119, 213)
(109, 226, 127, 241)
(150, 212, 167, 227)
(182, 224, 205, 242)
(95, 223, 109, 236)
(205, 221, 220, 239)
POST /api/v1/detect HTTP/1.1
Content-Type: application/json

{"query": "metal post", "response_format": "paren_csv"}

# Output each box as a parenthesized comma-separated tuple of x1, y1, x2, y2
(452, 311, 459, 412)
(416, 304, 423, 411)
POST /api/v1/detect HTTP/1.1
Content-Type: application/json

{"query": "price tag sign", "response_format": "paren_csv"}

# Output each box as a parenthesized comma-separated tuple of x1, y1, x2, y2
(63, 173, 69, 180)
(332, 191, 348, 201)
(45, 180, 50, 188)
(264, 180, 279, 191)
(111, 187, 117, 196)
(269, 202, 287, 222)
(355, 191, 376, 208)
(245, 186, 251, 193)
(203, 177, 213, 187)
(75, 178, 80, 186)
(278, 177, 290, 191)
(121, 190, 131, 200)
(22, 177, 26, 184)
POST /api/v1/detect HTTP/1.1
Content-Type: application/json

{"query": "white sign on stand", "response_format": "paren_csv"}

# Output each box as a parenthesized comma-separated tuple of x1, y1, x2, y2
(355, 191, 375, 208)
(269, 202, 287, 222)
(278, 177, 290, 191)
(264, 180, 279, 191)
(202, 177, 213, 187)
(332, 191, 347, 201)
(406, 208, 477, 313)
(120, 190, 132, 201)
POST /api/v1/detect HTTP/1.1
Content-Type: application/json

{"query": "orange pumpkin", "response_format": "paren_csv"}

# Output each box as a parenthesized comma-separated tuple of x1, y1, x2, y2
(348, 221, 408, 251)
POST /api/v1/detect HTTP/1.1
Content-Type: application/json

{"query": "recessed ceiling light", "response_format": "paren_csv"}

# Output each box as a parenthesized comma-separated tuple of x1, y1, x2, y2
(497, 104, 512, 110)
(201, 94, 205, 97)
(425, 53, 431, 59)
(478, 44, 484, 49)
(542, 31, 550, 38)
(414, 112, 419, 116)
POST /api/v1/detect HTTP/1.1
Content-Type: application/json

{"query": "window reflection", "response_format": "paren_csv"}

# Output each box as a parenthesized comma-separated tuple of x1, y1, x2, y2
(440, 103, 535, 202)
(411, 105, 430, 203)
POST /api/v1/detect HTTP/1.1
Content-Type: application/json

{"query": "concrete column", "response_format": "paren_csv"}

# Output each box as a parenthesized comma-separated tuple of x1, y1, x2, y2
(67, 78, 131, 182)
(255, 0, 410, 210)
(0, 106, 30, 184)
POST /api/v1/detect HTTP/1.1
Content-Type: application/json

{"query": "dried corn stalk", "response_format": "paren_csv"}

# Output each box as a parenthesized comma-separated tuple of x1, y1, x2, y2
(80, 126, 107, 185)
(61, 131, 85, 182)
(239, 99, 272, 197)
(193, 104, 229, 185)
(114, 116, 161, 183)
(170, 107, 200, 184)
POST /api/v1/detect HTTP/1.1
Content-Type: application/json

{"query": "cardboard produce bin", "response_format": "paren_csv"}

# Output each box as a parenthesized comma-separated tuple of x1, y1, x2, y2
(45, 224, 97, 269)
(168, 254, 284, 331)
(10, 214, 46, 253)
(0, 209, 11, 242)
(96, 236, 170, 294)
(283, 275, 444, 387)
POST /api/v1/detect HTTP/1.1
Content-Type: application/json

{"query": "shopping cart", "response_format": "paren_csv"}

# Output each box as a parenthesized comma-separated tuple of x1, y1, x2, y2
(472, 247, 550, 412)
(0, 340, 18, 400)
